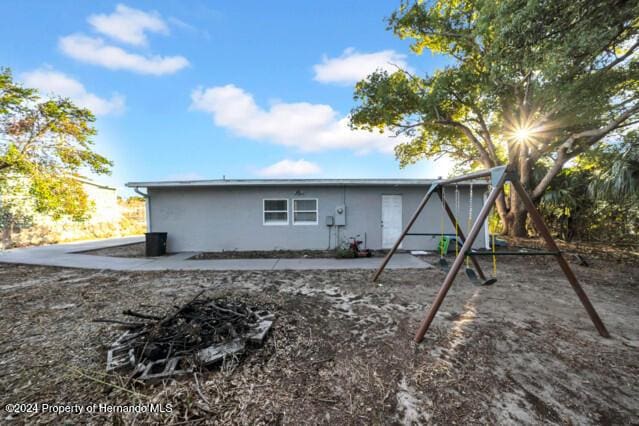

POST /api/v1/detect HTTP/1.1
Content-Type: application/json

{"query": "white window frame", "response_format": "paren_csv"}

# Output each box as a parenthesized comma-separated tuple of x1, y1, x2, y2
(293, 198, 319, 225)
(263, 198, 289, 226)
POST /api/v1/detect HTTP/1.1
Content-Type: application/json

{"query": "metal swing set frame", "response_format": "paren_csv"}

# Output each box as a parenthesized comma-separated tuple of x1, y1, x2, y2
(372, 166, 610, 343)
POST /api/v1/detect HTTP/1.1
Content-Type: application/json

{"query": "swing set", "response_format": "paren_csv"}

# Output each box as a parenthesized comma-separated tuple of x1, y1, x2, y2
(435, 181, 498, 286)
(372, 166, 610, 343)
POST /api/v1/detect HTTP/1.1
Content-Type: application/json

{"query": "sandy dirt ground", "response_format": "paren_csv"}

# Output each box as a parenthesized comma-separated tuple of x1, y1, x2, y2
(1, 254, 637, 425)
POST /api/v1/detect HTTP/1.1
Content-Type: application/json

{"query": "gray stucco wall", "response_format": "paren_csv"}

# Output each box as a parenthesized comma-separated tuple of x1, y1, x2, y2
(148, 185, 488, 252)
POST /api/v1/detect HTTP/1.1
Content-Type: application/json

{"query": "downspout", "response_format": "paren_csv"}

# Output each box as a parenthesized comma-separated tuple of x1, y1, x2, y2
(134, 187, 151, 233)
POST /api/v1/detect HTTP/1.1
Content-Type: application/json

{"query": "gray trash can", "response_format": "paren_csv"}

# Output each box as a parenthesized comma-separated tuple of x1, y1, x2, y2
(145, 232, 167, 256)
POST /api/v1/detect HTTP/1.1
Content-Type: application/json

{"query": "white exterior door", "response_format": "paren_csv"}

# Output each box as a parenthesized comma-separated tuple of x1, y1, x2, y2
(382, 195, 402, 248)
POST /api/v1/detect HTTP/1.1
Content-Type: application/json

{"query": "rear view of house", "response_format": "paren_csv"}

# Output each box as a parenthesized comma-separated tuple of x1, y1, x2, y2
(126, 179, 489, 253)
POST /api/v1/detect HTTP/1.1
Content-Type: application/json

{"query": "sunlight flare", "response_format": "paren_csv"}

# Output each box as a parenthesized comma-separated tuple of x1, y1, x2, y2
(504, 107, 560, 148)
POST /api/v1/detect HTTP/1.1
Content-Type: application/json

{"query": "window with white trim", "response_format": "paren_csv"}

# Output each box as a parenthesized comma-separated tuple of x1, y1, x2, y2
(263, 199, 288, 225)
(293, 198, 318, 225)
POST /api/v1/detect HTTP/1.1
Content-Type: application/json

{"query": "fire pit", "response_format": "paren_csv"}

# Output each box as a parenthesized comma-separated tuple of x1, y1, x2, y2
(99, 291, 274, 381)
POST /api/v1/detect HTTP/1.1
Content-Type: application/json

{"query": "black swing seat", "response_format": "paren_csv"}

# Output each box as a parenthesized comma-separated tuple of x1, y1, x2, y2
(465, 267, 497, 286)
(437, 257, 496, 286)
(437, 257, 450, 272)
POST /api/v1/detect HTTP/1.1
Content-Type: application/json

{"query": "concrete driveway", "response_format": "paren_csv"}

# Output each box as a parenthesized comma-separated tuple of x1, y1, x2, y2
(0, 237, 432, 271)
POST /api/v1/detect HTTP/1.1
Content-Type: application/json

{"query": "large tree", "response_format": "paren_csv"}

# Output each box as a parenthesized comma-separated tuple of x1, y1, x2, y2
(350, 0, 639, 236)
(538, 131, 639, 241)
(0, 68, 112, 243)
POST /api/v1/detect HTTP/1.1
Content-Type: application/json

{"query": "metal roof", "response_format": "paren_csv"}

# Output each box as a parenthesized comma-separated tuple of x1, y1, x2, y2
(126, 178, 489, 189)
(75, 176, 116, 191)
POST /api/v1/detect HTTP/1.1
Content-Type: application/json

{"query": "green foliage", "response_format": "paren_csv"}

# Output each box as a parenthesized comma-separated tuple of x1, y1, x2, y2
(335, 237, 358, 258)
(589, 131, 639, 201)
(30, 175, 92, 221)
(350, 0, 639, 236)
(0, 67, 111, 226)
(538, 168, 590, 240)
(335, 247, 356, 258)
(539, 133, 639, 242)
(539, 166, 638, 242)
(0, 175, 34, 229)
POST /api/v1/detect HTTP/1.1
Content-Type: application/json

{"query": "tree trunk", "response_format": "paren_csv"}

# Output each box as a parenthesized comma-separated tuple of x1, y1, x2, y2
(1, 221, 13, 250)
(504, 207, 528, 237)
(492, 140, 544, 238)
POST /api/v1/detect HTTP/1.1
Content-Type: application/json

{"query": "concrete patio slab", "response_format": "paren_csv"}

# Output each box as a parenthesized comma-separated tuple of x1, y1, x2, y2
(0, 237, 433, 271)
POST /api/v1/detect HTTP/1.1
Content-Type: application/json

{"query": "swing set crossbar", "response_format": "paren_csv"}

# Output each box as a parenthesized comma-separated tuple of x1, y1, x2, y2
(435, 169, 494, 185)
(465, 250, 561, 256)
(371, 165, 610, 344)
(406, 232, 458, 237)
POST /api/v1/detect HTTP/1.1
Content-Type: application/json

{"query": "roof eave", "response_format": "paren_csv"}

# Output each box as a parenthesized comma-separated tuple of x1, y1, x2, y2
(126, 178, 489, 189)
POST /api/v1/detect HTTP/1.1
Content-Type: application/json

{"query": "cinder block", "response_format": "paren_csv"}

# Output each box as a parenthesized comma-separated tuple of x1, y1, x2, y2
(106, 346, 135, 372)
(196, 339, 245, 365)
(111, 330, 144, 347)
(138, 356, 193, 381)
(248, 320, 273, 344)
(253, 310, 275, 321)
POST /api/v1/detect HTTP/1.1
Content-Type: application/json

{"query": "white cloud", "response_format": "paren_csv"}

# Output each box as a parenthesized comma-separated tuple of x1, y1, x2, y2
(190, 84, 405, 154)
(313, 47, 412, 85)
(21, 69, 125, 116)
(257, 159, 321, 177)
(168, 16, 210, 40)
(59, 34, 189, 75)
(88, 4, 168, 46)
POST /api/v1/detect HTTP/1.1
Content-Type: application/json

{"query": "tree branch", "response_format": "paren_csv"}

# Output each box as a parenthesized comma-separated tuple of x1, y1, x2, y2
(531, 102, 639, 199)
(473, 112, 499, 164)
(20, 117, 55, 157)
(448, 91, 498, 166)
(437, 119, 493, 168)
(594, 37, 639, 72)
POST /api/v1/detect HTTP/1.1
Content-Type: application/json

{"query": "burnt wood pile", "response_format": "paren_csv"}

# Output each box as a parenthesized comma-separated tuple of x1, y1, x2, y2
(97, 291, 274, 381)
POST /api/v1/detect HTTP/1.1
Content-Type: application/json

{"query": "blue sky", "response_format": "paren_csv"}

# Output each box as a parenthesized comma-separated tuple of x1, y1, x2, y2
(0, 1, 452, 195)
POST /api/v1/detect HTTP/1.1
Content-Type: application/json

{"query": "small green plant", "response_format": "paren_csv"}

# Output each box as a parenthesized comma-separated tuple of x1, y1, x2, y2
(335, 238, 356, 258)
(335, 247, 356, 258)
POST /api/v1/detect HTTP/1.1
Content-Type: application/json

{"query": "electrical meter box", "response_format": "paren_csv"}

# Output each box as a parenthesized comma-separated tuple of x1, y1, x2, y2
(335, 205, 346, 226)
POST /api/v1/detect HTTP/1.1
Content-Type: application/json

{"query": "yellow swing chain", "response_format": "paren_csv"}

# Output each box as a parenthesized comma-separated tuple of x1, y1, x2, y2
(492, 231, 497, 277)
(454, 184, 460, 257)
(488, 183, 497, 278)
(439, 187, 446, 257)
